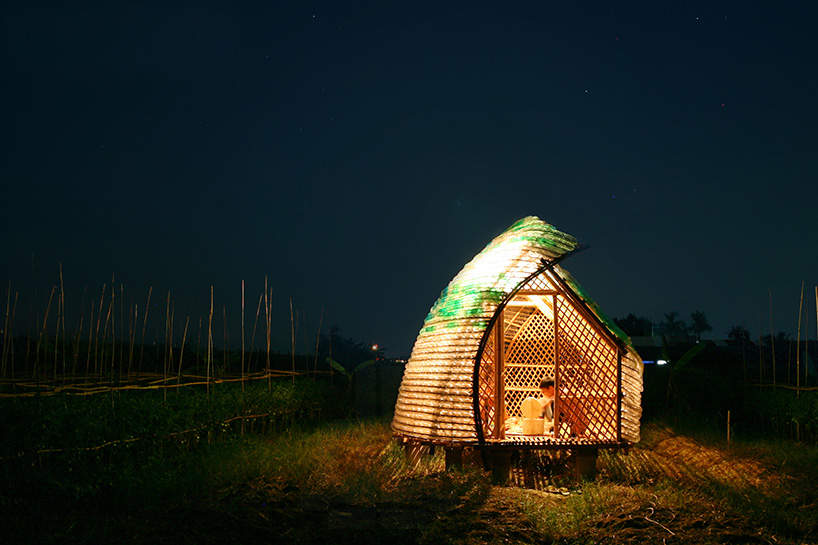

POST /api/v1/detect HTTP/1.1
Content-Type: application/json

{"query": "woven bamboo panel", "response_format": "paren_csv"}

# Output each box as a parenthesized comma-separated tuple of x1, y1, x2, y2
(477, 331, 497, 439)
(522, 271, 556, 291)
(503, 309, 556, 419)
(555, 295, 619, 441)
(620, 351, 643, 443)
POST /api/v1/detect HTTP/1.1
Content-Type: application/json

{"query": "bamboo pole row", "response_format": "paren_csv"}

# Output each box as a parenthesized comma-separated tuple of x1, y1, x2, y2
(0, 369, 310, 398)
(1, 274, 329, 391)
(757, 285, 818, 391)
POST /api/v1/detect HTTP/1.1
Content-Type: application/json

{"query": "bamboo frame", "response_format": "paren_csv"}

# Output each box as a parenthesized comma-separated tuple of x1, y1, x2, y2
(553, 293, 561, 437)
(471, 249, 583, 445)
(473, 268, 622, 444)
(617, 350, 623, 443)
(493, 309, 504, 440)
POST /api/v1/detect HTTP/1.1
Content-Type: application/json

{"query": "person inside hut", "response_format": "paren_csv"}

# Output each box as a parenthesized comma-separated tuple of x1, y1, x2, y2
(539, 379, 555, 433)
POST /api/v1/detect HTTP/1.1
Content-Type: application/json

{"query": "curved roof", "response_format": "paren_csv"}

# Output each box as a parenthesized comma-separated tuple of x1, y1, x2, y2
(392, 216, 643, 444)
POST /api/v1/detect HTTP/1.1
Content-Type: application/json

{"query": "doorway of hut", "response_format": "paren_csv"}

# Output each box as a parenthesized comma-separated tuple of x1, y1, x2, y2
(475, 270, 622, 446)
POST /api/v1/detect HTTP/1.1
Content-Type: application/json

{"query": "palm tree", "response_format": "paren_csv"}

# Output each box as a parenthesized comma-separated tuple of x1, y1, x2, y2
(727, 324, 750, 381)
(689, 310, 712, 341)
(613, 313, 652, 337)
(727, 325, 750, 344)
(660, 311, 687, 336)
(762, 331, 790, 345)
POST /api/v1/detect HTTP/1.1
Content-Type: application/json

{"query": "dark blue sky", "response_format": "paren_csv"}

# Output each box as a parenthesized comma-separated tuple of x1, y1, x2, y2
(2, 1, 817, 358)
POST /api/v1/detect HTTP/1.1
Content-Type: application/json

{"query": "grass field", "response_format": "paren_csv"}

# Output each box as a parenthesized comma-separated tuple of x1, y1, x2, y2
(2, 413, 816, 545)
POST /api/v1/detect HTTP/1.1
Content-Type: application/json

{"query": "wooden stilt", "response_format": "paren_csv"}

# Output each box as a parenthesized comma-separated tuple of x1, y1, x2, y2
(404, 441, 428, 467)
(444, 446, 463, 470)
(573, 448, 598, 480)
(491, 450, 514, 485)
(462, 447, 483, 468)
(520, 450, 535, 488)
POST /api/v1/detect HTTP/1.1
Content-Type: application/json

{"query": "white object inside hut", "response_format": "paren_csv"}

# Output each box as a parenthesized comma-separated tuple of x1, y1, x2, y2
(520, 396, 545, 435)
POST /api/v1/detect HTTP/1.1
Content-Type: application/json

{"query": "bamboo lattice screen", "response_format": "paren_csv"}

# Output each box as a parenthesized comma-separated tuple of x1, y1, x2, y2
(555, 294, 619, 442)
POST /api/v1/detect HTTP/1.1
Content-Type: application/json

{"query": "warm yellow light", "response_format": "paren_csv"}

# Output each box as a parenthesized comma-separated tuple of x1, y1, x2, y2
(526, 295, 555, 321)
(505, 294, 555, 321)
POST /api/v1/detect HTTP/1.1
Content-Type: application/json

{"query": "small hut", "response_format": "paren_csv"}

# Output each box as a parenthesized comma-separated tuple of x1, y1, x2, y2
(392, 216, 643, 480)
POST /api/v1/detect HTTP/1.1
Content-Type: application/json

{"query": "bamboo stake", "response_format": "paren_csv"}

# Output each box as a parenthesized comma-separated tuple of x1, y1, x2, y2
(785, 324, 791, 385)
(797, 281, 804, 396)
(71, 286, 88, 376)
(223, 304, 228, 374)
(8, 292, 17, 395)
(803, 293, 810, 389)
(164, 291, 171, 392)
(207, 285, 213, 398)
(177, 316, 189, 389)
(154, 304, 161, 375)
(302, 310, 309, 377)
(165, 298, 175, 404)
(241, 280, 245, 390)
(85, 299, 94, 383)
(94, 284, 106, 375)
(108, 292, 115, 412)
(73, 304, 85, 379)
(265, 277, 271, 391)
(137, 286, 152, 376)
(329, 328, 333, 385)
(102, 297, 113, 382)
(313, 308, 323, 379)
(1, 283, 11, 386)
(195, 317, 202, 374)
(110, 275, 116, 385)
(787, 327, 793, 385)
(290, 299, 295, 385)
(757, 312, 763, 389)
(248, 293, 263, 374)
(57, 263, 66, 387)
(127, 303, 136, 376)
(52, 281, 60, 385)
(29, 254, 39, 381)
(119, 283, 124, 381)
(267, 283, 273, 389)
(769, 288, 776, 389)
(170, 300, 175, 380)
(24, 312, 31, 379)
(34, 286, 56, 381)
(61, 273, 68, 382)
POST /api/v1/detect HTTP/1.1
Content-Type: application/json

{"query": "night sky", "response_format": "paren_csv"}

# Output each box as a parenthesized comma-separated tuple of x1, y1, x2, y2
(3, 1, 817, 359)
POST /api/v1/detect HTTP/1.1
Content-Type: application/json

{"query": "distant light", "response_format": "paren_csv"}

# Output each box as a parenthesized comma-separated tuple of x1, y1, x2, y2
(371, 344, 379, 351)
(657, 359, 668, 366)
